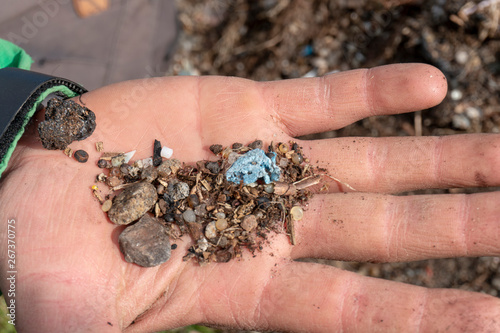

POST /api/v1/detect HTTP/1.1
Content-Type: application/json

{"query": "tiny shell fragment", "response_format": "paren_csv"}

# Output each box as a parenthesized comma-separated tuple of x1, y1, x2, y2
(107, 182, 158, 225)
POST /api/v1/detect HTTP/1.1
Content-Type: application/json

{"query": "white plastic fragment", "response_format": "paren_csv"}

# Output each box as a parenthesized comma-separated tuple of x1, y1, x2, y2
(123, 150, 136, 164)
(161, 146, 173, 159)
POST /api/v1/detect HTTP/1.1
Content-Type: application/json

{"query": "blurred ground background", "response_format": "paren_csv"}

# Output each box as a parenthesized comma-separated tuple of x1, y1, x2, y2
(1, 0, 499, 332)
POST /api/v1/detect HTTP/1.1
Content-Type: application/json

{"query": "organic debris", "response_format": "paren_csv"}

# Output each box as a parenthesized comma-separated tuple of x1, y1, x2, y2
(95, 139, 326, 266)
(38, 98, 96, 150)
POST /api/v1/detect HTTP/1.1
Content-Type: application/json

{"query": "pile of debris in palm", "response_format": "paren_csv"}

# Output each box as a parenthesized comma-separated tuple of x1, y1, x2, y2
(93, 139, 326, 267)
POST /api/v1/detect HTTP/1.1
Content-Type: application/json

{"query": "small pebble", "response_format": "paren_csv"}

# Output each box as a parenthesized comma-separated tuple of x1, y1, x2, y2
(141, 166, 158, 183)
(291, 153, 304, 165)
(101, 199, 113, 212)
(107, 176, 122, 187)
(118, 214, 171, 267)
(171, 244, 178, 250)
(232, 142, 243, 150)
(96, 141, 104, 152)
(182, 209, 196, 223)
(97, 159, 110, 168)
(218, 237, 228, 248)
(452, 114, 471, 130)
(209, 144, 223, 155)
(215, 218, 228, 231)
(206, 161, 220, 174)
(157, 159, 181, 177)
(109, 167, 121, 178)
(279, 158, 288, 167)
(165, 181, 190, 201)
(241, 214, 258, 231)
(74, 149, 89, 163)
(194, 203, 207, 217)
(198, 237, 209, 251)
(290, 206, 304, 220)
(264, 183, 275, 194)
(107, 182, 158, 225)
(465, 106, 481, 120)
(450, 89, 463, 101)
(278, 143, 289, 154)
(187, 194, 200, 208)
(205, 221, 217, 239)
(214, 212, 226, 219)
(248, 140, 263, 150)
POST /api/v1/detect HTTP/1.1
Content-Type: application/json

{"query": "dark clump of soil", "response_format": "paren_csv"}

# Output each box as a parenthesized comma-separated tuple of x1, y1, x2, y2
(38, 97, 96, 150)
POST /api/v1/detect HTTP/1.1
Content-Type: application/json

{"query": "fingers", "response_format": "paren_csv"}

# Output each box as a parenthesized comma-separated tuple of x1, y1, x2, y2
(301, 134, 500, 193)
(291, 192, 500, 262)
(124, 257, 500, 333)
(255, 262, 500, 333)
(260, 63, 447, 137)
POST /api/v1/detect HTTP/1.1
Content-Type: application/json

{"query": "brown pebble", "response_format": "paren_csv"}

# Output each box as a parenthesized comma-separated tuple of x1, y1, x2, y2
(209, 144, 223, 155)
(248, 140, 263, 150)
(241, 214, 258, 231)
(232, 142, 243, 150)
(106, 176, 122, 187)
(107, 182, 158, 225)
(74, 149, 89, 163)
(118, 214, 171, 267)
(101, 199, 113, 212)
(97, 159, 110, 168)
(96, 141, 104, 152)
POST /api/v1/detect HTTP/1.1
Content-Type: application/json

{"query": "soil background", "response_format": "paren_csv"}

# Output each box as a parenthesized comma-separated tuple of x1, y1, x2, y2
(169, 0, 499, 331)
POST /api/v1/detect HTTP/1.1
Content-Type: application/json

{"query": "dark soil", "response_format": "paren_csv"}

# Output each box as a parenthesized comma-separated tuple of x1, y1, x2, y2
(38, 98, 96, 150)
(170, 0, 500, 305)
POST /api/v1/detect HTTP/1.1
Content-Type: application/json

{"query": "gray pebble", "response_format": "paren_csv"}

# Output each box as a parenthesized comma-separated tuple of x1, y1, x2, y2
(182, 209, 196, 223)
(107, 182, 158, 225)
(452, 114, 471, 130)
(119, 214, 171, 267)
(205, 161, 220, 174)
(165, 181, 190, 201)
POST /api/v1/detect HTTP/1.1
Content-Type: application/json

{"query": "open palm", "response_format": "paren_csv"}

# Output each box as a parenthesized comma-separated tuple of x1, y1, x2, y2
(1, 63, 499, 332)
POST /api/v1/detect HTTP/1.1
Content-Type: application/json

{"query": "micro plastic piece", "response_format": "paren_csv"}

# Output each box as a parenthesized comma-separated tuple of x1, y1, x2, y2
(123, 150, 136, 164)
(161, 146, 173, 159)
(226, 149, 281, 185)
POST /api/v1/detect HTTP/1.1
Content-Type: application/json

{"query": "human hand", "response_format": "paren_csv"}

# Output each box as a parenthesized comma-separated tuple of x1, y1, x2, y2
(1, 63, 499, 332)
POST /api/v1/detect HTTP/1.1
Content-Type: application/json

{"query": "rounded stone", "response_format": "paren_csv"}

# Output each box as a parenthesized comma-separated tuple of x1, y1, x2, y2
(241, 214, 258, 231)
(107, 182, 158, 225)
(205, 221, 217, 239)
(215, 218, 228, 231)
(118, 214, 171, 267)
(74, 149, 89, 163)
(182, 209, 196, 223)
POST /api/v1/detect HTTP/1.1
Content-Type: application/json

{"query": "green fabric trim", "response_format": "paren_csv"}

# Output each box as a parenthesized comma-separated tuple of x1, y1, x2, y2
(0, 86, 78, 176)
(0, 39, 33, 70)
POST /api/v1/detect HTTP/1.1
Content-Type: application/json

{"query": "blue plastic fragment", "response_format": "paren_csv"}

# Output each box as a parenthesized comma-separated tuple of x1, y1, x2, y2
(226, 149, 281, 185)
